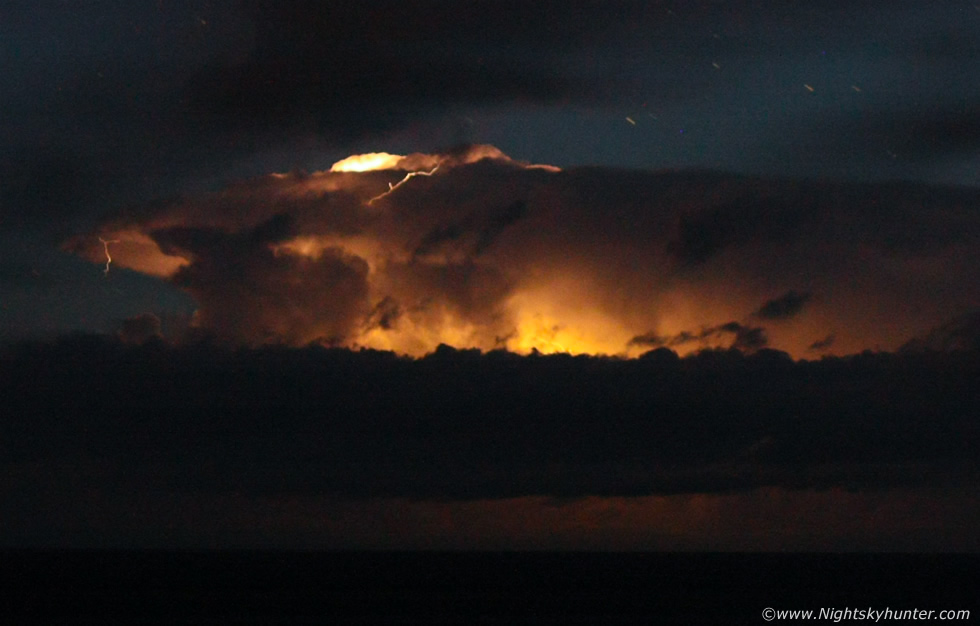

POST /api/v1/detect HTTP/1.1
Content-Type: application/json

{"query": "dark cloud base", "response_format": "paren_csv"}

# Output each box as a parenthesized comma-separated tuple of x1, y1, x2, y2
(3, 336, 977, 503)
(630, 320, 769, 352)
(755, 290, 811, 320)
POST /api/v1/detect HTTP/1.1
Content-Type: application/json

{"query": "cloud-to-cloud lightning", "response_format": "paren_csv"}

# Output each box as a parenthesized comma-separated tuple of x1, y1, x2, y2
(367, 165, 440, 205)
(98, 237, 120, 276)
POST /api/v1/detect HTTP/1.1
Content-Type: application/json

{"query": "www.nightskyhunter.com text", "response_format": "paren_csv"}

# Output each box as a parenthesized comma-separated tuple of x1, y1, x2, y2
(762, 607, 971, 622)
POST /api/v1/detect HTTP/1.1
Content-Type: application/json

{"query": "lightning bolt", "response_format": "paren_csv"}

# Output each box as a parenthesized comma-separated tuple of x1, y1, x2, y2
(367, 165, 439, 205)
(99, 237, 120, 276)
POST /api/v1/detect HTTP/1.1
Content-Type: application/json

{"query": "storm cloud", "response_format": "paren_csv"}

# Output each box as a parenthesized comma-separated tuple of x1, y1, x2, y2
(69, 146, 980, 358)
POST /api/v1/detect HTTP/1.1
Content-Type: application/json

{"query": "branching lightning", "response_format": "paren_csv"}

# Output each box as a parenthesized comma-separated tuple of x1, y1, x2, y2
(367, 165, 439, 205)
(99, 237, 120, 276)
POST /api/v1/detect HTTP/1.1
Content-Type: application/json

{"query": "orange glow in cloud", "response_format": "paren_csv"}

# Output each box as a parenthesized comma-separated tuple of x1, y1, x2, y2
(504, 289, 635, 356)
(272, 235, 385, 271)
(71, 146, 980, 358)
(356, 308, 490, 355)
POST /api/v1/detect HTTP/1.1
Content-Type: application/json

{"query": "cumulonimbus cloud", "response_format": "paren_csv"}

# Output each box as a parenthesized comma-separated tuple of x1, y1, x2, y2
(66, 145, 980, 358)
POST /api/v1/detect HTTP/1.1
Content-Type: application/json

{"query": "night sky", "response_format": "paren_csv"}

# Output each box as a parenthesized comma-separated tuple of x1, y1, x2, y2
(2, 1, 979, 550)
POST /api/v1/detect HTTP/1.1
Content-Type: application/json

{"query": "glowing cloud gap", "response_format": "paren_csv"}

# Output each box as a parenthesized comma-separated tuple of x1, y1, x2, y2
(329, 152, 404, 172)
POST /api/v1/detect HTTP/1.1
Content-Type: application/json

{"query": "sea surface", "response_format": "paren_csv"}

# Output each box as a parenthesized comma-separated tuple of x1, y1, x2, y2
(1, 551, 977, 624)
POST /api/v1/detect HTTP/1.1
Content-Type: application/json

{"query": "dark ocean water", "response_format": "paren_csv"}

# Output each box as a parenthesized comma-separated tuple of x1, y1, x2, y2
(1, 551, 977, 624)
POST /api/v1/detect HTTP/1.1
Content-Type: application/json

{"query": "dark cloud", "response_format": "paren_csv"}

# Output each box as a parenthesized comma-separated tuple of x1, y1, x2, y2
(0, 261, 55, 289)
(792, 107, 980, 175)
(628, 332, 669, 348)
(854, 109, 980, 162)
(182, 0, 617, 142)
(384, 260, 513, 328)
(0, 149, 91, 231)
(2, 337, 977, 503)
(808, 334, 836, 351)
(755, 291, 811, 320)
(901, 311, 980, 353)
(412, 199, 529, 259)
(117, 313, 163, 345)
(151, 220, 370, 346)
(474, 200, 528, 255)
(0, 1, 258, 228)
(632, 321, 768, 353)
(364, 296, 402, 332)
(730, 324, 768, 351)
(666, 195, 805, 267)
(413, 223, 467, 259)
